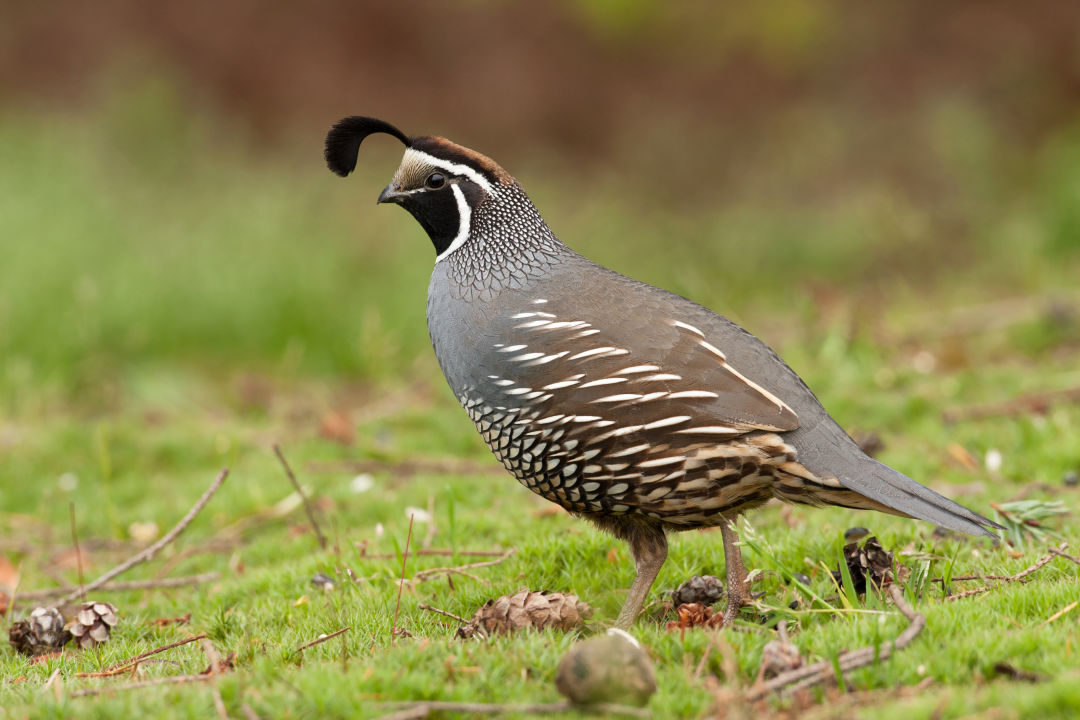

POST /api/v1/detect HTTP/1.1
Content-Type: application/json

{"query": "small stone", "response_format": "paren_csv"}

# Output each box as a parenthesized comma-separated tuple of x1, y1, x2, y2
(311, 573, 336, 592)
(844, 527, 871, 543)
(556, 629, 656, 707)
(1064, 471, 1078, 487)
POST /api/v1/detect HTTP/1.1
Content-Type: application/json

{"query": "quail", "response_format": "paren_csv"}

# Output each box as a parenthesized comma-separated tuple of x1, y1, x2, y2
(325, 116, 1001, 629)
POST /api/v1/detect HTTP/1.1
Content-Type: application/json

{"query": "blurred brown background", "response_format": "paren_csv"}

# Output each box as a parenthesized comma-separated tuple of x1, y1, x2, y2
(5, 0, 1079, 203)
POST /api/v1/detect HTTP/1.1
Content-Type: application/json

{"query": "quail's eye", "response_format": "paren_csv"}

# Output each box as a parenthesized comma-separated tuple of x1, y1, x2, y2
(425, 172, 446, 189)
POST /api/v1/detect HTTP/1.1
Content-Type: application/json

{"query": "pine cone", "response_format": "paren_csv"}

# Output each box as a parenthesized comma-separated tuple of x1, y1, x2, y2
(69, 602, 119, 649)
(671, 575, 724, 606)
(665, 602, 724, 631)
(457, 589, 591, 639)
(833, 535, 894, 594)
(8, 607, 72, 656)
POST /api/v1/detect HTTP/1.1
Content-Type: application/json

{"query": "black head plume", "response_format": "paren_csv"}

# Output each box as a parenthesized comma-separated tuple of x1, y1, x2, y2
(325, 116, 410, 177)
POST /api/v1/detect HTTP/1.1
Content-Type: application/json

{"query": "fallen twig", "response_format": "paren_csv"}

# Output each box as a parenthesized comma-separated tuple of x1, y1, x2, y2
(372, 700, 651, 720)
(202, 640, 229, 720)
(18, 573, 219, 603)
(392, 515, 415, 644)
(273, 445, 327, 549)
(944, 543, 1066, 601)
(417, 603, 469, 625)
(61, 470, 229, 605)
(943, 386, 1080, 424)
(297, 626, 350, 652)
(76, 634, 207, 677)
(1049, 546, 1080, 567)
(745, 584, 925, 700)
(412, 549, 515, 584)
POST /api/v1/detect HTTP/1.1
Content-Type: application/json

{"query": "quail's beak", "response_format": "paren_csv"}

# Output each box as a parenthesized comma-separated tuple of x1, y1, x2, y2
(377, 184, 406, 205)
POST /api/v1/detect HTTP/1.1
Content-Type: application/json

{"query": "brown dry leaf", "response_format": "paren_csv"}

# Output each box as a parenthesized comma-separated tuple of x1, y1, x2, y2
(148, 613, 191, 627)
(665, 603, 724, 631)
(457, 589, 591, 638)
(946, 442, 979, 471)
(319, 410, 354, 445)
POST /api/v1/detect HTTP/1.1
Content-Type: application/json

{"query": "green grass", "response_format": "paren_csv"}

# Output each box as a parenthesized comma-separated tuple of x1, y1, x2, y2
(2, 94, 1080, 718)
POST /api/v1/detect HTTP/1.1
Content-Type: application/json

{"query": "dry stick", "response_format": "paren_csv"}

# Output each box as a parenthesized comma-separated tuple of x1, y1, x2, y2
(417, 603, 469, 625)
(273, 445, 326, 550)
(392, 515, 415, 644)
(297, 626, 350, 652)
(372, 701, 651, 720)
(76, 634, 207, 677)
(69, 502, 85, 603)
(19, 573, 220, 602)
(61, 469, 229, 605)
(412, 549, 516, 584)
(944, 543, 1066, 602)
(1049, 546, 1080, 567)
(745, 584, 925, 701)
(202, 640, 229, 720)
(72, 674, 213, 697)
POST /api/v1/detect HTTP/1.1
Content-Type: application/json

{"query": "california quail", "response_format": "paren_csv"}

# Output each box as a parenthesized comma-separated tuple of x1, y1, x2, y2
(325, 117, 1001, 628)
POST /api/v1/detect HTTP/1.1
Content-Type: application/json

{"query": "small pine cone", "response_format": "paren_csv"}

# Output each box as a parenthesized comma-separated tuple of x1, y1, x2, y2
(833, 536, 894, 594)
(69, 602, 119, 649)
(671, 575, 724, 606)
(8, 607, 72, 656)
(665, 602, 724, 631)
(457, 589, 591, 639)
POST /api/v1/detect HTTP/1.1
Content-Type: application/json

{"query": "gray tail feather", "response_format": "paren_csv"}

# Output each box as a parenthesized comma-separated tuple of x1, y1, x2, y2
(837, 457, 1002, 538)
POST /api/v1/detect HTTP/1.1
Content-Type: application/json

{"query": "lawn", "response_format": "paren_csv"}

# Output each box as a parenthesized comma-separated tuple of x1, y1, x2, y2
(2, 98, 1079, 719)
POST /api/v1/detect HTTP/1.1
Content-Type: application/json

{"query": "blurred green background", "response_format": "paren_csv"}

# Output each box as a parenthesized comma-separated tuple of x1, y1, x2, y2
(1, 0, 1078, 446)
(2, 3, 1080, 716)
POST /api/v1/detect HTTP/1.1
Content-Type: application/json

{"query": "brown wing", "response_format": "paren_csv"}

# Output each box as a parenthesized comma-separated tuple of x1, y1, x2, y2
(483, 303, 798, 437)
(463, 299, 801, 522)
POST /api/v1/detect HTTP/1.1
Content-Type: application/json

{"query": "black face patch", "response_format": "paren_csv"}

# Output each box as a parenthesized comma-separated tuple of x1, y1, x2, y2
(397, 180, 490, 257)
(400, 187, 459, 256)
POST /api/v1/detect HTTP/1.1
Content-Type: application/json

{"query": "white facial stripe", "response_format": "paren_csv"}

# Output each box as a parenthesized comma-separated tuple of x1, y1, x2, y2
(435, 184, 471, 263)
(403, 148, 495, 193)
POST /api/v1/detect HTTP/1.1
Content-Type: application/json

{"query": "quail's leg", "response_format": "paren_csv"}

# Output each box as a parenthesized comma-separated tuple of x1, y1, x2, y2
(613, 527, 668, 630)
(720, 518, 750, 626)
